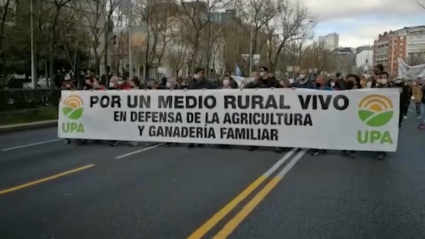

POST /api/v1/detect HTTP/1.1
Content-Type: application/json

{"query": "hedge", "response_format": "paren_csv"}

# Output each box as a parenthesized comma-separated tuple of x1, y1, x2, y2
(0, 89, 61, 112)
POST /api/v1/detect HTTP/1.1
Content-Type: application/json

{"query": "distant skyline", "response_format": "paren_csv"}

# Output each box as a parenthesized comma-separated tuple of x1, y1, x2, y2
(306, 0, 425, 47)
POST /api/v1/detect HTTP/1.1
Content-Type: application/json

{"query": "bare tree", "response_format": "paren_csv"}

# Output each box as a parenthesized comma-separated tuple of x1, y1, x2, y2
(179, 0, 225, 73)
(75, 0, 122, 75)
(136, 0, 176, 79)
(48, 0, 72, 90)
(166, 37, 189, 77)
(240, 0, 282, 62)
(0, 0, 12, 86)
(267, 0, 315, 71)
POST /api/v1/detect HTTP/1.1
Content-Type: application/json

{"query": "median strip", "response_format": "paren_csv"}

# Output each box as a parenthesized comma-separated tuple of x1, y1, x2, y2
(0, 164, 95, 195)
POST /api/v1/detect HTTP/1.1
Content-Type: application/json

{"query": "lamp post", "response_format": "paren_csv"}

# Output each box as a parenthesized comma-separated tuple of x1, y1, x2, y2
(31, 0, 36, 88)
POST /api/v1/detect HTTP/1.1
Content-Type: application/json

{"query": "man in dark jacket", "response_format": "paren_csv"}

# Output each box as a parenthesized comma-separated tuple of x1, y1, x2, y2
(187, 67, 217, 148)
(396, 78, 410, 127)
(245, 66, 280, 89)
(244, 66, 285, 152)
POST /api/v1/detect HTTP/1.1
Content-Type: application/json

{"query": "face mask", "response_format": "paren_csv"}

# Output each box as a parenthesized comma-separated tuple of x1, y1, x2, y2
(223, 79, 230, 87)
(259, 72, 265, 77)
(380, 79, 388, 85)
(65, 84, 71, 89)
(412, 82, 417, 86)
(109, 83, 115, 88)
(299, 74, 305, 79)
(331, 82, 335, 87)
(194, 74, 200, 80)
(118, 80, 124, 85)
(367, 81, 372, 87)
(395, 80, 402, 85)
(130, 82, 135, 87)
(182, 81, 187, 86)
(166, 82, 171, 88)
(85, 80, 91, 85)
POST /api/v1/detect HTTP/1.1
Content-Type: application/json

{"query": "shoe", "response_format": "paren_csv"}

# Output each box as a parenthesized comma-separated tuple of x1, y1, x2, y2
(349, 151, 356, 157)
(188, 144, 194, 148)
(377, 153, 385, 160)
(63, 139, 71, 145)
(128, 141, 137, 146)
(110, 141, 119, 146)
(418, 124, 425, 129)
(404, 116, 407, 119)
(198, 144, 204, 147)
(77, 140, 87, 145)
(418, 116, 421, 119)
(342, 150, 348, 155)
(276, 147, 283, 153)
(165, 143, 173, 147)
(248, 146, 258, 151)
(310, 150, 320, 156)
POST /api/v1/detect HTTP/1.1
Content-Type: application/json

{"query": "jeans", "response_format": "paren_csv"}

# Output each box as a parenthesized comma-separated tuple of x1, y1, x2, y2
(416, 103, 422, 117)
(420, 103, 425, 123)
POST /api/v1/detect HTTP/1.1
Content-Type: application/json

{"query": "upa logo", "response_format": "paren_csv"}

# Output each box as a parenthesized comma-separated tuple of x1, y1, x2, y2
(357, 94, 393, 144)
(62, 95, 84, 133)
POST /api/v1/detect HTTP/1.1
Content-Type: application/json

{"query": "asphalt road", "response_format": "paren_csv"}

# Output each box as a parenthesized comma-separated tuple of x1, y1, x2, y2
(0, 108, 424, 239)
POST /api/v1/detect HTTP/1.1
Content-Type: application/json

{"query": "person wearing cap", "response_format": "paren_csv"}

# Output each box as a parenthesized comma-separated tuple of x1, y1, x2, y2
(187, 67, 217, 148)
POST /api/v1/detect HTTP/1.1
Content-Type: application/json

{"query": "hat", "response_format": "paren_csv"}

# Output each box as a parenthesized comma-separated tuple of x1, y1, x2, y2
(194, 67, 205, 74)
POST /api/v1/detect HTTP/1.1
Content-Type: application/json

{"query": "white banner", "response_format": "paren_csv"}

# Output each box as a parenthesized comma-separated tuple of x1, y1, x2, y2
(398, 58, 425, 79)
(58, 89, 400, 152)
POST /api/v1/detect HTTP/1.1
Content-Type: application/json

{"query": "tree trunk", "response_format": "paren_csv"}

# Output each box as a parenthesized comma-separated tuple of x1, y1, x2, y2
(48, 8, 61, 91)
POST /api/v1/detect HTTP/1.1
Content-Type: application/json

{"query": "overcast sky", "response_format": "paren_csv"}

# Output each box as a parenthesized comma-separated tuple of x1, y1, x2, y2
(305, 0, 425, 47)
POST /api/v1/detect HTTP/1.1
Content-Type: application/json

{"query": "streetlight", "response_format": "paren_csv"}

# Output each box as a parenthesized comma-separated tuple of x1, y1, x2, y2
(31, 0, 36, 88)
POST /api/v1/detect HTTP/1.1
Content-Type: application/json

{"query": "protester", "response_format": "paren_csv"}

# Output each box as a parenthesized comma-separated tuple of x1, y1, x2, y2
(374, 71, 391, 160)
(245, 66, 284, 152)
(118, 77, 130, 90)
(396, 78, 410, 127)
(221, 76, 233, 89)
(310, 75, 332, 156)
(412, 77, 423, 121)
(187, 67, 217, 148)
(292, 70, 315, 89)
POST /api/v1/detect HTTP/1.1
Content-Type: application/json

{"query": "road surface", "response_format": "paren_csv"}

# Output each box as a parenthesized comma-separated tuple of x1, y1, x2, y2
(0, 110, 424, 239)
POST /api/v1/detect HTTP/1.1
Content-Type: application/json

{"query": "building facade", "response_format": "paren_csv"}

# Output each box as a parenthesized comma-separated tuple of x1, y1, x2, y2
(373, 26, 425, 75)
(319, 33, 339, 51)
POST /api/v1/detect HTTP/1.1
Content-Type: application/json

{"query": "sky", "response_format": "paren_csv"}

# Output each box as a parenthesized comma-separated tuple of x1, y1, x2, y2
(305, 0, 425, 47)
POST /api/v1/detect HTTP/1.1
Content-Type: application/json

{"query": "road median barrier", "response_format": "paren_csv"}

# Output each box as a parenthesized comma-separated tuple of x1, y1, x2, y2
(0, 120, 58, 134)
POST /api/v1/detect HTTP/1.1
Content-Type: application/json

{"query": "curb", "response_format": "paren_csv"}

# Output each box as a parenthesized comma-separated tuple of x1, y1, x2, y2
(0, 120, 57, 134)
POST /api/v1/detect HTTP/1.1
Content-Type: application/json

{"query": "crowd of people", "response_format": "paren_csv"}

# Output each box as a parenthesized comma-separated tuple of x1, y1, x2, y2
(61, 64, 425, 161)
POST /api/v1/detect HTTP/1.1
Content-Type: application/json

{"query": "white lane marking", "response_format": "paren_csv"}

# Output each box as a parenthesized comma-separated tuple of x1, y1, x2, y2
(276, 149, 307, 178)
(0, 139, 62, 152)
(263, 148, 298, 177)
(115, 144, 163, 159)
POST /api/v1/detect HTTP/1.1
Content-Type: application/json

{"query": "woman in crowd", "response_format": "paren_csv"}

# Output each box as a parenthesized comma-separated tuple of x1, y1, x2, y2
(221, 75, 234, 89)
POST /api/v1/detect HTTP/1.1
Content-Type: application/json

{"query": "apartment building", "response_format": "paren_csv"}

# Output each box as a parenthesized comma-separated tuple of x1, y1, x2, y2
(319, 33, 339, 51)
(373, 26, 425, 75)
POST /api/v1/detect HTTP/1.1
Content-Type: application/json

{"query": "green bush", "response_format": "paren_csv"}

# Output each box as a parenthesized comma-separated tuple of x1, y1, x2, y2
(0, 89, 61, 112)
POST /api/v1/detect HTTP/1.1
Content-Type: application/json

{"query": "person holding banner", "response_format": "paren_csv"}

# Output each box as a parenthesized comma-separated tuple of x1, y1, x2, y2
(187, 67, 217, 148)
(244, 67, 284, 152)
(310, 75, 333, 156)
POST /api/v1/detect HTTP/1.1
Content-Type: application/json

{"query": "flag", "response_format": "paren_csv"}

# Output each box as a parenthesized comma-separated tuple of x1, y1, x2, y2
(235, 63, 242, 77)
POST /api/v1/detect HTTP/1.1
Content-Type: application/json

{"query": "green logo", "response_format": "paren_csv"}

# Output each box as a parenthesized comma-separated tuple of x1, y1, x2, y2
(62, 95, 84, 120)
(358, 94, 393, 127)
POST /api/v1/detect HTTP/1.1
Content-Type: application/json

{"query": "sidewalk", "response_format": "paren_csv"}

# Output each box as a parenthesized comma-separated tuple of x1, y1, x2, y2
(0, 120, 57, 134)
